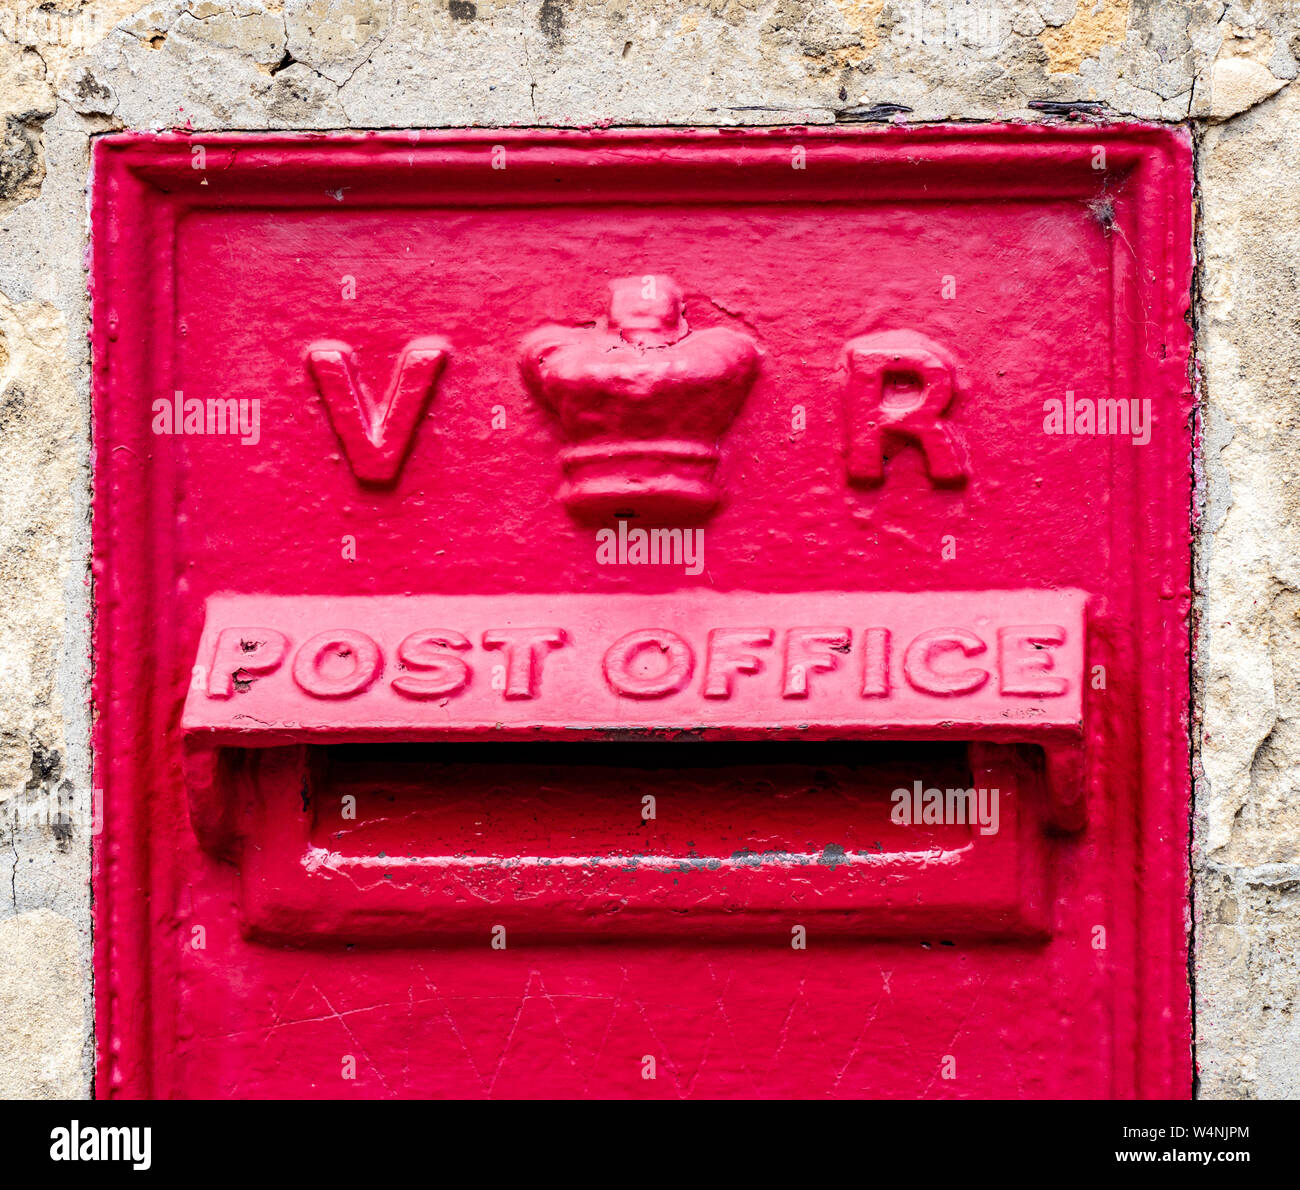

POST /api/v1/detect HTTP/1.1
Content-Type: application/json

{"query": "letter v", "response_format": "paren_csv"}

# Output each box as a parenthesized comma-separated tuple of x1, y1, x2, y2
(307, 337, 450, 484)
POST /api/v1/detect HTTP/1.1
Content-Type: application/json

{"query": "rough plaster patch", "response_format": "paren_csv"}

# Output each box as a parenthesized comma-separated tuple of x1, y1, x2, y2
(1190, 24, 1292, 119)
(0, 908, 82, 1097)
(1038, 0, 1081, 26)
(1, 0, 142, 81)
(0, 113, 51, 215)
(0, 35, 57, 215)
(0, 291, 78, 801)
(1197, 865, 1300, 1096)
(173, 1, 287, 68)
(827, 0, 886, 63)
(1204, 53, 1288, 120)
(1039, 0, 1131, 75)
(285, 0, 393, 85)
(0, 36, 56, 117)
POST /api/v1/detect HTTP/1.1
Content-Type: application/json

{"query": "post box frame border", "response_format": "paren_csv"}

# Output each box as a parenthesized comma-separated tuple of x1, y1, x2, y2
(90, 124, 1194, 1098)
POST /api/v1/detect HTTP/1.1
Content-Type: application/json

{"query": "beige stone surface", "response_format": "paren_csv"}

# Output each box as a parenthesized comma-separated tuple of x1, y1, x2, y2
(0, 291, 80, 803)
(0, 0, 1296, 1099)
(1196, 76, 1300, 1097)
(0, 909, 84, 1097)
(1039, 0, 1131, 75)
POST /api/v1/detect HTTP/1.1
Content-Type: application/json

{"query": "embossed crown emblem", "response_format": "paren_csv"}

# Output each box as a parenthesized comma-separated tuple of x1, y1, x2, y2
(520, 275, 759, 523)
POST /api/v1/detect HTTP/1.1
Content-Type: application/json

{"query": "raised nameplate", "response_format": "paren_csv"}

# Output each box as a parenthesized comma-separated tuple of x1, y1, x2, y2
(182, 590, 1086, 744)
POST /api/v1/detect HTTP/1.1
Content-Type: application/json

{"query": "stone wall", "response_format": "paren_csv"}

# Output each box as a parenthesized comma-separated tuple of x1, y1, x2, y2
(0, 0, 1295, 1098)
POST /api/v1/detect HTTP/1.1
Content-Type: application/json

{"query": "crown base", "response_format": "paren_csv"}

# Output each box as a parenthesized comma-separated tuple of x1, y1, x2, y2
(559, 440, 721, 524)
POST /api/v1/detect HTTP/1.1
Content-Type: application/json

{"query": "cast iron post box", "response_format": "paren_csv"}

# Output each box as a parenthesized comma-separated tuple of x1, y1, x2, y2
(92, 126, 1193, 1098)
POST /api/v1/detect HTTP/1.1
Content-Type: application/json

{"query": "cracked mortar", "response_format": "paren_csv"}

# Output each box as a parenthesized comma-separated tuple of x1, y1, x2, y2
(0, 0, 1298, 1098)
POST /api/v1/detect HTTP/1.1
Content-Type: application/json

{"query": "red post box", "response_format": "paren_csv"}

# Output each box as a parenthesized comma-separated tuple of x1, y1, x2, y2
(92, 126, 1193, 1098)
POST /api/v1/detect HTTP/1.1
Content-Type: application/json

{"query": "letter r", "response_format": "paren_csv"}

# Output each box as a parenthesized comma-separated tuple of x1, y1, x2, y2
(842, 330, 966, 487)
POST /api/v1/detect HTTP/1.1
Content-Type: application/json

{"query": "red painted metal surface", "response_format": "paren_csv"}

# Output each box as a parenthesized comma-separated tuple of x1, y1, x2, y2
(92, 126, 1194, 1099)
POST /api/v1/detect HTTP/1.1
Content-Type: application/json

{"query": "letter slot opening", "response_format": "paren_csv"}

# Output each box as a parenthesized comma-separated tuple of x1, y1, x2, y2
(214, 739, 1053, 945)
(313, 739, 995, 859)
